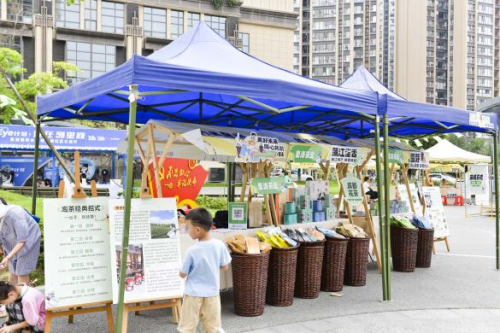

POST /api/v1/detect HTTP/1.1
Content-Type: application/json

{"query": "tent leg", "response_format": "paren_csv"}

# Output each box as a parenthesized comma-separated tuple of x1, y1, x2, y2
(493, 131, 500, 270)
(382, 113, 392, 300)
(116, 85, 139, 333)
(374, 116, 388, 300)
(31, 121, 41, 215)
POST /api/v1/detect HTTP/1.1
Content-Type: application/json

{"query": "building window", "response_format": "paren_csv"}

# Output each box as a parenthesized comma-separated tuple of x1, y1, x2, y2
(239, 32, 249, 53)
(66, 41, 116, 85)
(56, 0, 80, 29)
(101, 1, 124, 34)
(85, 0, 97, 31)
(170, 10, 184, 39)
(188, 12, 200, 29)
(144, 7, 167, 38)
(205, 15, 226, 38)
(7, 0, 33, 24)
(0, 35, 22, 54)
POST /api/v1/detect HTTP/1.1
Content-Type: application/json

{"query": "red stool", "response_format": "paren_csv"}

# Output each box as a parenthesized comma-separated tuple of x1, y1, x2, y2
(454, 195, 464, 206)
(441, 195, 448, 205)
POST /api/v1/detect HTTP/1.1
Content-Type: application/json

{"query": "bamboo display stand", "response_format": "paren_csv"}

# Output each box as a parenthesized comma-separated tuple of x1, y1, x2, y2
(116, 123, 183, 332)
(335, 152, 382, 273)
(45, 152, 114, 333)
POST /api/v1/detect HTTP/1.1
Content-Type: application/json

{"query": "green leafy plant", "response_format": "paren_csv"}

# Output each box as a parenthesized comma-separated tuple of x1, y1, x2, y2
(212, 0, 240, 9)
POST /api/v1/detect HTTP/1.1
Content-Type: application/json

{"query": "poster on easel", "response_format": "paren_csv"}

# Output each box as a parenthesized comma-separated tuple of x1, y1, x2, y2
(422, 186, 450, 238)
(397, 184, 423, 214)
(109, 198, 183, 303)
(465, 164, 490, 205)
(44, 198, 112, 309)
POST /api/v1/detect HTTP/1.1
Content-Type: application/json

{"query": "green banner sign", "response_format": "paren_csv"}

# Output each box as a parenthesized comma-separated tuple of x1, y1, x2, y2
(251, 176, 285, 194)
(388, 149, 404, 165)
(228, 202, 248, 230)
(290, 145, 323, 163)
(340, 175, 364, 206)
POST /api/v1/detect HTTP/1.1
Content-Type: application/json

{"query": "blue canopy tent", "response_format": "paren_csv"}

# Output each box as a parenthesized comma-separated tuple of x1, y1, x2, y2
(341, 66, 500, 299)
(35, 22, 499, 324)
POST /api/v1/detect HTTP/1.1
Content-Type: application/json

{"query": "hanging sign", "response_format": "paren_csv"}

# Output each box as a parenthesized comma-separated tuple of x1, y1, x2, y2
(109, 198, 183, 303)
(341, 175, 364, 206)
(422, 187, 450, 238)
(251, 176, 285, 194)
(290, 145, 323, 163)
(409, 151, 430, 169)
(149, 158, 208, 208)
(388, 149, 404, 165)
(44, 198, 112, 309)
(228, 202, 248, 230)
(330, 145, 363, 165)
(469, 112, 494, 129)
(235, 132, 285, 163)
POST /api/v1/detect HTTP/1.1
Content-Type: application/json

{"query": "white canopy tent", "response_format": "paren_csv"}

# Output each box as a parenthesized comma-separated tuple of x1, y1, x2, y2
(425, 139, 491, 164)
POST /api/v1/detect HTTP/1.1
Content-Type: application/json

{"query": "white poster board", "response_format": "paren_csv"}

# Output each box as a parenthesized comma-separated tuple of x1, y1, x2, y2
(44, 198, 112, 309)
(422, 187, 450, 238)
(397, 183, 423, 214)
(341, 175, 364, 206)
(109, 198, 183, 303)
(465, 164, 490, 205)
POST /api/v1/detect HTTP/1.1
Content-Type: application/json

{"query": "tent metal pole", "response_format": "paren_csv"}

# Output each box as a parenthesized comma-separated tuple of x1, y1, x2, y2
(31, 121, 41, 215)
(382, 112, 392, 300)
(373, 116, 387, 300)
(493, 131, 499, 270)
(116, 85, 139, 332)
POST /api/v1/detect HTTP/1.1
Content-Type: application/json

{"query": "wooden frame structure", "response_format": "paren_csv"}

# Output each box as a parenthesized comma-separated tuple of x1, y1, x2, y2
(45, 152, 114, 333)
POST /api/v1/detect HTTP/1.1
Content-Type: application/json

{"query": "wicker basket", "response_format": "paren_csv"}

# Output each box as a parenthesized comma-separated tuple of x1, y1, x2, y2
(295, 241, 325, 299)
(344, 237, 370, 286)
(266, 246, 299, 307)
(231, 252, 270, 317)
(391, 225, 418, 272)
(321, 238, 348, 292)
(416, 228, 434, 268)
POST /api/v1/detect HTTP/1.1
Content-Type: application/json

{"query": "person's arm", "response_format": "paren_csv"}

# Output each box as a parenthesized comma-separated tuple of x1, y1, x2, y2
(179, 252, 192, 279)
(220, 264, 230, 271)
(220, 244, 232, 271)
(0, 242, 25, 269)
(0, 321, 30, 333)
(22, 292, 44, 330)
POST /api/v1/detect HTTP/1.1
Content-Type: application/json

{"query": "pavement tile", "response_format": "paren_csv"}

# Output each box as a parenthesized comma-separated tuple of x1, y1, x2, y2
(273, 323, 315, 333)
(300, 319, 336, 332)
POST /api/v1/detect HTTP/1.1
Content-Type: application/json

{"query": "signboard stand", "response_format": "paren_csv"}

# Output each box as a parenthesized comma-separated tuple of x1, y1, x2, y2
(115, 125, 182, 332)
(45, 151, 114, 333)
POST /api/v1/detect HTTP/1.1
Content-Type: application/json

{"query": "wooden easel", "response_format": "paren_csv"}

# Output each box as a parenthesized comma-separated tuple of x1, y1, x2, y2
(45, 151, 114, 333)
(117, 123, 182, 332)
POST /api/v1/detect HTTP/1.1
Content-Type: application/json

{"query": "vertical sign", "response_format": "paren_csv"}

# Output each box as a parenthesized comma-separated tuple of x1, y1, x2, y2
(465, 164, 490, 205)
(228, 202, 248, 230)
(422, 187, 450, 238)
(44, 198, 112, 308)
(341, 175, 364, 206)
(397, 183, 423, 214)
(109, 198, 183, 303)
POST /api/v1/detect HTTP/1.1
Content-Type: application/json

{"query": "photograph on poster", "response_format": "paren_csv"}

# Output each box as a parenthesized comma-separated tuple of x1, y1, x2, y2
(115, 244, 145, 293)
(150, 210, 178, 239)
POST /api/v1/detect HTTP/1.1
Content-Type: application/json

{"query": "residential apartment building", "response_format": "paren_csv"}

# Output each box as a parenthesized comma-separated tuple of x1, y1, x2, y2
(295, 0, 500, 111)
(0, 0, 296, 85)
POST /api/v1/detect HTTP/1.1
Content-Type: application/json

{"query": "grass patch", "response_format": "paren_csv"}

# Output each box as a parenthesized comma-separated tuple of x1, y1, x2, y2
(0, 190, 44, 285)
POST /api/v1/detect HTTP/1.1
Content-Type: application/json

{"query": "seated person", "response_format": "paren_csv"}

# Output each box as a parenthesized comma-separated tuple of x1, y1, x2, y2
(363, 176, 378, 200)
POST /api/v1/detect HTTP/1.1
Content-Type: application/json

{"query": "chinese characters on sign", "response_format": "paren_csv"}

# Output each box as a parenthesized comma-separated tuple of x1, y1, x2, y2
(251, 177, 285, 195)
(409, 151, 430, 169)
(388, 149, 404, 165)
(330, 146, 362, 165)
(469, 112, 494, 129)
(466, 164, 489, 199)
(340, 175, 364, 206)
(44, 198, 112, 309)
(290, 145, 323, 163)
(109, 198, 183, 303)
(235, 132, 285, 163)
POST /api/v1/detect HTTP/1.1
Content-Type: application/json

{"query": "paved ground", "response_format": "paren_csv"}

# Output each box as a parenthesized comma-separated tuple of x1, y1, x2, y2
(48, 206, 500, 332)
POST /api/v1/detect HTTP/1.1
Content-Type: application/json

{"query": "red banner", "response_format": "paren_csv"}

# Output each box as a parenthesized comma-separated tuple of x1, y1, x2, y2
(148, 158, 208, 208)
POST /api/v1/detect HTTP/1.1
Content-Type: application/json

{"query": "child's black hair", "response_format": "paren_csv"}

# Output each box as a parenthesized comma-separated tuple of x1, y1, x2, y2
(185, 208, 213, 231)
(0, 281, 15, 300)
(0, 198, 7, 205)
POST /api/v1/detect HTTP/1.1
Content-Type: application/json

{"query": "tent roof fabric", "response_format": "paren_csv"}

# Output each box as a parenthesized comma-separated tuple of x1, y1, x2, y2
(425, 139, 491, 164)
(341, 67, 497, 136)
(37, 23, 496, 138)
(37, 23, 379, 139)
